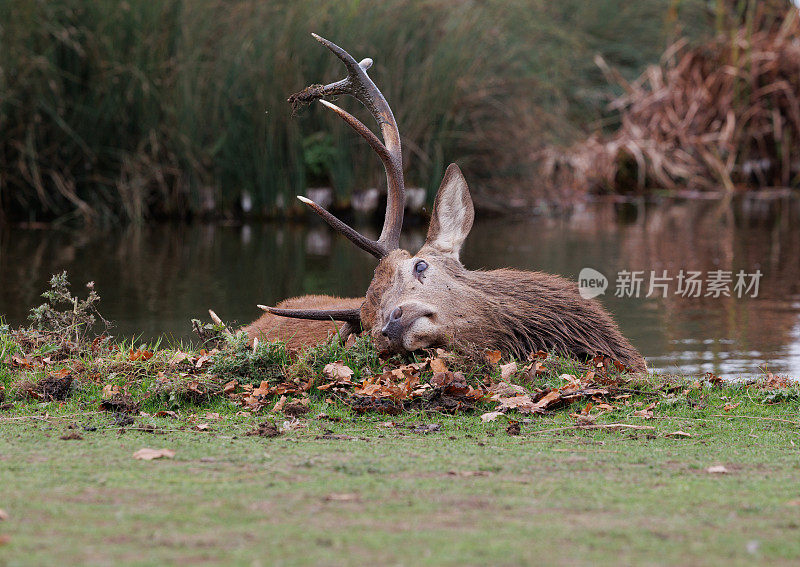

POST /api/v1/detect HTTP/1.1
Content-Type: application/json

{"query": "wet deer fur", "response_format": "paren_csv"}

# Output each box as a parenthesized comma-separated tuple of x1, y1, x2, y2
(242, 295, 361, 350)
(242, 34, 647, 372)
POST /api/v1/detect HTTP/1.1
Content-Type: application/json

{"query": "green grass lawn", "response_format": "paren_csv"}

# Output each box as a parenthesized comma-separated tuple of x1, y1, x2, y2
(2, 375, 799, 565)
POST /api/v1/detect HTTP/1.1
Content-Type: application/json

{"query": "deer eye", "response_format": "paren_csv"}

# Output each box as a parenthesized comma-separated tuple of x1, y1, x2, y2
(413, 260, 428, 281)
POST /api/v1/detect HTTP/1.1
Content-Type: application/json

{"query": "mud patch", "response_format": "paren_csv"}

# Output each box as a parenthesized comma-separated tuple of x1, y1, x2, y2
(99, 394, 140, 414)
(245, 421, 281, 438)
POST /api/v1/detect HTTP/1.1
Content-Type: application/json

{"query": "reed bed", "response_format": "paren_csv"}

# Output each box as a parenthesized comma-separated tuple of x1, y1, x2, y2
(0, 0, 711, 223)
(541, 4, 800, 195)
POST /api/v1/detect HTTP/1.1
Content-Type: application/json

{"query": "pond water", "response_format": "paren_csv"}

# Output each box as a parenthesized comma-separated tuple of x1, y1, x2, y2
(2, 195, 799, 379)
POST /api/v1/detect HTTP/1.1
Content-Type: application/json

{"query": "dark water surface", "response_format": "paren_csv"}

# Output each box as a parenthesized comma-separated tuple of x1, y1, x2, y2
(2, 196, 799, 378)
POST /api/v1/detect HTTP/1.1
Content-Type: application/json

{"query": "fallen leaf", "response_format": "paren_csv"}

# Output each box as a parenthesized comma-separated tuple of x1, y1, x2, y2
(128, 350, 153, 362)
(485, 350, 502, 365)
(11, 354, 32, 368)
(324, 493, 360, 502)
(155, 410, 178, 418)
(193, 423, 211, 431)
(323, 361, 354, 381)
(272, 395, 287, 413)
(532, 390, 562, 411)
(281, 418, 307, 432)
(499, 361, 517, 381)
(49, 367, 71, 379)
(481, 411, 504, 422)
(186, 381, 204, 395)
(447, 470, 490, 477)
(665, 430, 692, 438)
(706, 465, 729, 474)
(488, 382, 527, 397)
(429, 357, 449, 374)
(223, 380, 238, 394)
(497, 395, 536, 411)
(632, 402, 656, 419)
(723, 402, 741, 412)
(0, 509, 8, 521)
(523, 361, 545, 380)
(569, 412, 597, 427)
(133, 448, 175, 460)
(168, 351, 190, 365)
(786, 499, 800, 506)
(101, 384, 120, 398)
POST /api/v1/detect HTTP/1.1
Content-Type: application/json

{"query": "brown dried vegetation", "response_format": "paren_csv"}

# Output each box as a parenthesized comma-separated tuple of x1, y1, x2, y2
(542, 8, 800, 194)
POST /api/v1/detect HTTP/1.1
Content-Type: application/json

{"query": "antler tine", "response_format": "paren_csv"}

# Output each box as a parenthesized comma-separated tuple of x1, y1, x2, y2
(319, 100, 392, 165)
(289, 34, 405, 254)
(258, 304, 362, 324)
(296, 195, 387, 259)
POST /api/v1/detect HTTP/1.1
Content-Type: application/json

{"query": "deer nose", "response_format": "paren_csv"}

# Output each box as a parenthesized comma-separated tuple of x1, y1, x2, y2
(381, 307, 403, 343)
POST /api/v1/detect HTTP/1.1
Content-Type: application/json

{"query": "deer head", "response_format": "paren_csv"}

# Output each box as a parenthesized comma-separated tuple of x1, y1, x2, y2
(262, 35, 647, 372)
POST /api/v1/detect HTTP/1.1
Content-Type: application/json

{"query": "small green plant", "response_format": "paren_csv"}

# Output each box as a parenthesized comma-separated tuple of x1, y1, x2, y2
(28, 271, 109, 346)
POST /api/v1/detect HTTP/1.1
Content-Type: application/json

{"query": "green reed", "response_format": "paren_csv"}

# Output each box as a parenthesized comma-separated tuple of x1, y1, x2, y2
(0, 0, 712, 224)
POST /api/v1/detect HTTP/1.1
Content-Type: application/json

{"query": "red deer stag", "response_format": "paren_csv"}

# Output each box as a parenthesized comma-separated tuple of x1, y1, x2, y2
(248, 34, 647, 372)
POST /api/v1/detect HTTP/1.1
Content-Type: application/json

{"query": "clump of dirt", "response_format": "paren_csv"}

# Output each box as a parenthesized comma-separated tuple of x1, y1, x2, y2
(60, 431, 83, 440)
(283, 399, 310, 417)
(506, 421, 521, 436)
(350, 397, 403, 415)
(288, 84, 326, 114)
(409, 371, 481, 414)
(18, 373, 74, 401)
(99, 393, 140, 414)
(245, 421, 281, 438)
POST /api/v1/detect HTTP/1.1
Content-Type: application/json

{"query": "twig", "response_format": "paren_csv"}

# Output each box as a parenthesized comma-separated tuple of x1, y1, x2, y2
(0, 410, 103, 423)
(708, 414, 799, 425)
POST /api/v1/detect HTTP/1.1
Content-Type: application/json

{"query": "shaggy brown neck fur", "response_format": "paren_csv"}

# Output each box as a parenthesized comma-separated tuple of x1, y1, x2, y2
(441, 260, 647, 372)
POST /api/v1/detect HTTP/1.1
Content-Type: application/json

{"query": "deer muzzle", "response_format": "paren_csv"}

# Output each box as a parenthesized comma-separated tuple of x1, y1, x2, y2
(380, 303, 436, 352)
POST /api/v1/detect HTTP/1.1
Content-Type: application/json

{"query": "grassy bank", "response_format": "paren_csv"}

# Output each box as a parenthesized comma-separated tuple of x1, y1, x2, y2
(0, 0, 713, 224)
(2, 275, 800, 564)
(2, 395, 800, 565)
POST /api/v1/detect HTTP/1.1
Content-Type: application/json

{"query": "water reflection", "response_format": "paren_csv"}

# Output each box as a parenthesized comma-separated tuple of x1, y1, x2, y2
(1, 196, 799, 378)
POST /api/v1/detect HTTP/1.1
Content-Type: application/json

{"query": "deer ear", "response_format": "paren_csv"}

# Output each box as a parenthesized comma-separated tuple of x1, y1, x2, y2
(424, 164, 475, 259)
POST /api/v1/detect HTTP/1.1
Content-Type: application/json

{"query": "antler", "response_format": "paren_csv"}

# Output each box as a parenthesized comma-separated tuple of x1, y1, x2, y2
(288, 33, 405, 258)
(259, 35, 407, 327)
(257, 304, 361, 323)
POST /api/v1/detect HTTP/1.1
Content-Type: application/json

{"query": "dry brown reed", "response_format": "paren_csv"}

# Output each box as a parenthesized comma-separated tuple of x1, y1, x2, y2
(541, 7, 800, 195)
